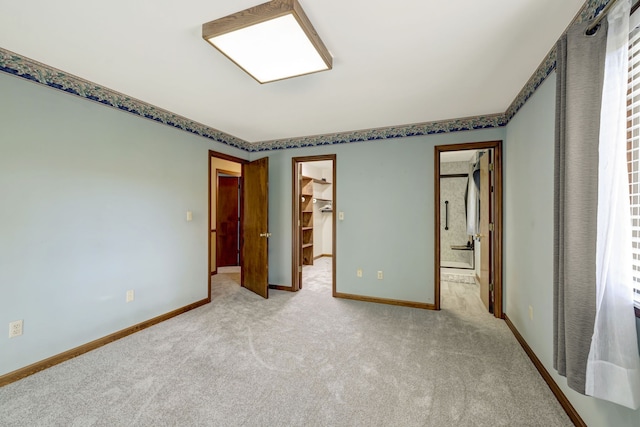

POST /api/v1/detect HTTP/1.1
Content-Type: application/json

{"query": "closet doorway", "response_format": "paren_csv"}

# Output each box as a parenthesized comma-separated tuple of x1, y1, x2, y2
(434, 141, 503, 318)
(291, 155, 336, 294)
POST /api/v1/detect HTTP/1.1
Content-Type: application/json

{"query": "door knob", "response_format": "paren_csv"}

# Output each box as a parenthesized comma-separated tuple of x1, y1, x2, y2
(260, 232, 272, 238)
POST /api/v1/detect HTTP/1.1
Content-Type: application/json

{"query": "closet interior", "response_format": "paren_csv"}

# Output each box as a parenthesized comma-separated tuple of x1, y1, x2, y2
(299, 161, 333, 265)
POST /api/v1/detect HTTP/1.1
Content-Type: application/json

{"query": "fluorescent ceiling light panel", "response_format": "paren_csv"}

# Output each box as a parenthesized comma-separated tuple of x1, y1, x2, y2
(202, 0, 332, 83)
(210, 14, 328, 83)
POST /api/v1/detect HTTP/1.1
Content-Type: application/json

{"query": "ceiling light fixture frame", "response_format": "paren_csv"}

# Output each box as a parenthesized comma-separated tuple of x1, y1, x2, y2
(202, 0, 332, 84)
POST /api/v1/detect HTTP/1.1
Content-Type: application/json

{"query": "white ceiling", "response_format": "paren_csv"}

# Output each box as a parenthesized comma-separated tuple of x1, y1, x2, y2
(0, 0, 585, 144)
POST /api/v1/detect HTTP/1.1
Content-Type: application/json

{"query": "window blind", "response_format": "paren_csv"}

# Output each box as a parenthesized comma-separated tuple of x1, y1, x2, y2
(627, 23, 640, 306)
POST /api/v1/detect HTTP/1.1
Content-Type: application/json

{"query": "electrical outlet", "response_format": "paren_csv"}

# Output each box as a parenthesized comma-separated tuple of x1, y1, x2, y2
(126, 290, 135, 303)
(529, 305, 533, 320)
(377, 271, 384, 280)
(9, 320, 23, 338)
(357, 268, 362, 278)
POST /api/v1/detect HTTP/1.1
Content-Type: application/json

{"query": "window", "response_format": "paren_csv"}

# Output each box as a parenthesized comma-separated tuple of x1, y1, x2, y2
(627, 20, 640, 308)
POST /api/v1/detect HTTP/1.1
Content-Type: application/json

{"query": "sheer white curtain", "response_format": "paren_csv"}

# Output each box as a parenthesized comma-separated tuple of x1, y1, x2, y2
(585, 0, 640, 409)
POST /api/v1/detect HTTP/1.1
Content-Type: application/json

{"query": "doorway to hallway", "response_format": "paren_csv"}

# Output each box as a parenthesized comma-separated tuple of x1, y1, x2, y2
(208, 151, 270, 300)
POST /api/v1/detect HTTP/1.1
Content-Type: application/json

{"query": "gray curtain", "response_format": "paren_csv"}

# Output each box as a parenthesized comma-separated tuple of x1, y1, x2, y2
(553, 19, 607, 394)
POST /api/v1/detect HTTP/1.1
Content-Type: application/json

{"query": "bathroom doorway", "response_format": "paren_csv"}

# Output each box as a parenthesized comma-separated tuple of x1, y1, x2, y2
(434, 141, 503, 317)
(439, 150, 476, 270)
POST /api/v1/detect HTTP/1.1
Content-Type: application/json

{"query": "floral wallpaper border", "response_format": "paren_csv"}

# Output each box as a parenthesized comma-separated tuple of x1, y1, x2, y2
(250, 114, 508, 152)
(0, 48, 251, 151)
(0, 0, 607, 153)
(504, 0, 607, 121)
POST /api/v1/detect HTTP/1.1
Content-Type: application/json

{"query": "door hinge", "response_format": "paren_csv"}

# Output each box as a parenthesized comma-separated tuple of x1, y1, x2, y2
(489, 282, 494, 292)
(298, 266, 302, 273)
(489, 163, 494, 172)
(489, 223, 494, 232)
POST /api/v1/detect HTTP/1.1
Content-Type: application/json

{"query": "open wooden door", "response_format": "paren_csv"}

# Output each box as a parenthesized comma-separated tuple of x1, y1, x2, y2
(479, 152, 492, 312)
(241, 157, 269, 299)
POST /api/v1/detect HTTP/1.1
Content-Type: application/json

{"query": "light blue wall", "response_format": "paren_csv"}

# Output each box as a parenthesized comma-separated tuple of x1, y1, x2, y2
(252, 128, 505, 303)
(505, 73, 640, 426)
(0, 72, 248, 376)
(8, 40, 637, 427)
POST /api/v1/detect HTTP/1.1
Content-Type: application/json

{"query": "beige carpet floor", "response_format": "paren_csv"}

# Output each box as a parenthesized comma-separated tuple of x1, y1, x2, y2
(0, 257, 571, 426)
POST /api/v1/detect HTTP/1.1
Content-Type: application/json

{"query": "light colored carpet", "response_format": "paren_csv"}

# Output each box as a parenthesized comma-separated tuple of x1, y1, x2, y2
(0, 258, 571, 426)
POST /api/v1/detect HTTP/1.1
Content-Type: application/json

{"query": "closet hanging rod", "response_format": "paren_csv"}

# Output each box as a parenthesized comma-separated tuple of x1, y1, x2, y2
(586, 0, 640, 35)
